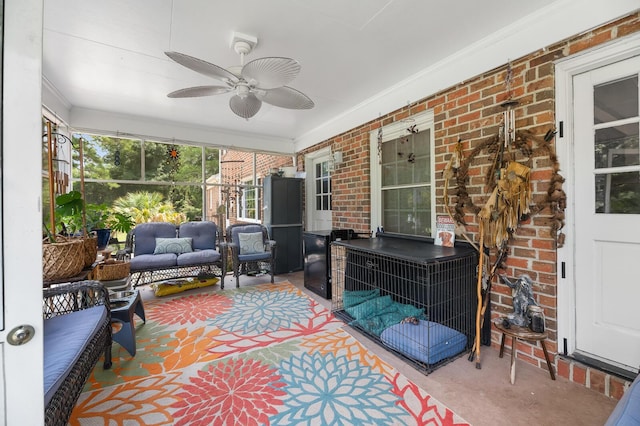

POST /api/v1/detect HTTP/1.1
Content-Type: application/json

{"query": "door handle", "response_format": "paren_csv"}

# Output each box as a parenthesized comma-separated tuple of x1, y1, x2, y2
(7, 325, 35, 346)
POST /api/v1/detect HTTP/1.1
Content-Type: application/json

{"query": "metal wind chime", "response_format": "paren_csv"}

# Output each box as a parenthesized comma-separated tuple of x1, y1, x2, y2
(220, 160, 244, 218)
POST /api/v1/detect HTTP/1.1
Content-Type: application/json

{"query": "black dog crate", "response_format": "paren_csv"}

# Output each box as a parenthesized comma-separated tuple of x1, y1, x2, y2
(331, 234, 478, 374)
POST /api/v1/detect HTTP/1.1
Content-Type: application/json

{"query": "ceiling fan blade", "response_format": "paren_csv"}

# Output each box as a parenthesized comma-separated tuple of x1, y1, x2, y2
(229, 93, 262, 119)
(165, 51, 238, 82)
(242, 57, 301, 90)
(258, 86, 314, 110)
(167, 86, 231, 98)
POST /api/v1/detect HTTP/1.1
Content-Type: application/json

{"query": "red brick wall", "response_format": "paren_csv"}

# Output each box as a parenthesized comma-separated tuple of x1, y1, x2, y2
(297, 11, 640, 398)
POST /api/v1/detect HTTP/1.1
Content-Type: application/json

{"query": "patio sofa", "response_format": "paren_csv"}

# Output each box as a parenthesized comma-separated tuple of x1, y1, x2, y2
(124, 221, 225, 287)
(43, 280, 112, 426)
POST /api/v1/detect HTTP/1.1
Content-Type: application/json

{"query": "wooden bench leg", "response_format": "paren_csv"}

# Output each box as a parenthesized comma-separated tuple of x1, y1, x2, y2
(510, 336, 517, 384)
(499, 333, 506, 358)
(540, 340, 556, 380)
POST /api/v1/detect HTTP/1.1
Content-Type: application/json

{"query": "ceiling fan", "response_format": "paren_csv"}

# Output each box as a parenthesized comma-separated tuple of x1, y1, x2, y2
(165, 32, 314, 119)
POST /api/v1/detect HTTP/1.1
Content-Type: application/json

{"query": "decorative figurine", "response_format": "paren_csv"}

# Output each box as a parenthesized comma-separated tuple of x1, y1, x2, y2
(499, 274, 537, 327)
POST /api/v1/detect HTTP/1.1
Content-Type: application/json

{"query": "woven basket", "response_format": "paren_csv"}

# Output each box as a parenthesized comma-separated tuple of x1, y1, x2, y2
(43, 236, 85, 281)
(94, 259, 131, 281)
(82, 235, 98, 268)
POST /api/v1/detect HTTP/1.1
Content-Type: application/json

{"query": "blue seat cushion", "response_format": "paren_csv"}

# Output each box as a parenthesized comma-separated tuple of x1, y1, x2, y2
(178, 221, 218, 250)
(237, 252, 272, 263)
(177, 249, 221, 266)
(132, 222, 177, 256)
(605, 373, 640, 425)
(44, 306, 107, 406)
(130, 253, 177, 271)
(380, 320, 467, 365)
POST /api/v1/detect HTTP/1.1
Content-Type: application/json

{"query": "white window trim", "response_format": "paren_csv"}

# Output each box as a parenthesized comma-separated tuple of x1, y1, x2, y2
(369, 110, 435, 235)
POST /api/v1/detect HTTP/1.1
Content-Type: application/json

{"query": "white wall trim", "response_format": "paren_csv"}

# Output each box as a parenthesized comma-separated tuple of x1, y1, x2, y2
(555, 31, 640, 356)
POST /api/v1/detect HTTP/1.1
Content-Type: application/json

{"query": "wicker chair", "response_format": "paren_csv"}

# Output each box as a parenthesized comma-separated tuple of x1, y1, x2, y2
(221, 223, 276, 288)
(43, 281, 112, 426)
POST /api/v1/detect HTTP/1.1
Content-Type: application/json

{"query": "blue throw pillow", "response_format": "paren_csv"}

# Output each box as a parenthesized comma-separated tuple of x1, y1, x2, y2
(239, 232, 265, 254)
(154, 237, 193, 254)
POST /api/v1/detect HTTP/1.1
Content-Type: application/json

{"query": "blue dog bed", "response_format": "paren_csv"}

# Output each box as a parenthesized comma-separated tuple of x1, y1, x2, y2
(380, 320, 467, 365)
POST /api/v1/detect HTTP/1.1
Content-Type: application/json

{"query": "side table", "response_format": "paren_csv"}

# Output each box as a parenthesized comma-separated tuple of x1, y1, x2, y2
(493, 317, 555, 384)
(110, 289, 146, 356)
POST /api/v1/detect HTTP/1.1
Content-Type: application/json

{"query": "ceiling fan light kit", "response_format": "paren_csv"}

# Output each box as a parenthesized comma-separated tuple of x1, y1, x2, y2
(165, 32, 314, 120)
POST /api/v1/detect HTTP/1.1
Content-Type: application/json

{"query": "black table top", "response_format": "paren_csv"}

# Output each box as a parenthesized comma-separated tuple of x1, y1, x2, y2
(333, 234, 476, 264)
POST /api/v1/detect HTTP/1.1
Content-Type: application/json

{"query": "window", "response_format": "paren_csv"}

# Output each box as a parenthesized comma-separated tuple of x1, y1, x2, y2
(70, 134, 219, 223)
(370, 111, 435, 237)
(238, 177, 262, 221)
(315, 161, 331, 211)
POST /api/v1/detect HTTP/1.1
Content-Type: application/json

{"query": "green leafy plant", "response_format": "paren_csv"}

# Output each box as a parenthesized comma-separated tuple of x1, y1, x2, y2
(55, 190, 85, 235)
(107, 212, 136, 234)
(85, 203, 110, 230)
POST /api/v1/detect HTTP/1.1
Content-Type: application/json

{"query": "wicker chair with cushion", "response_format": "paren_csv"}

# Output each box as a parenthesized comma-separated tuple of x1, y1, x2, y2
(222, 223, 276, 288)
(43, 280, 112, 426)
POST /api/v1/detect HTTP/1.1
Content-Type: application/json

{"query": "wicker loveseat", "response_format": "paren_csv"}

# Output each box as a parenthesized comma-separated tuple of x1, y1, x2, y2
(43, 280, 112, 426)
(125, 221, 225, 287)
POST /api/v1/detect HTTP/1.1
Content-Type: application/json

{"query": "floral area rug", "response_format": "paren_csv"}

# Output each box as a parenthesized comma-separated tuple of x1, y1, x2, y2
(70, 281, 470, 426)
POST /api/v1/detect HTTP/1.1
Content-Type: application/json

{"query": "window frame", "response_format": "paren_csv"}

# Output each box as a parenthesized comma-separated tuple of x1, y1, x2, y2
(369, 110, 435, 236)
(237, 177, 262, 222)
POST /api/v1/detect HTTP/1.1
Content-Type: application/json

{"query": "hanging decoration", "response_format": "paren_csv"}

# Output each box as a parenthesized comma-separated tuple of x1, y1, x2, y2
(377, 126, 383, 165)
(220, 160, 245, 220)
(166, 144, 181, 168)
(43, 123, 72, 197)
(441, 62, 567, 370)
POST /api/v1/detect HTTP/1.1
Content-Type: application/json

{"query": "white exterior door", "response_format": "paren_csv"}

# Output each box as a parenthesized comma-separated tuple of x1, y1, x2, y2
(305, 150, 333, 231)
(572, 54, 640, 371)
(0, 1, 45, 424)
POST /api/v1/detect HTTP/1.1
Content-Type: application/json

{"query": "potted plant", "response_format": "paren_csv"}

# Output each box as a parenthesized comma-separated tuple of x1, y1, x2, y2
(85, 203, 111, 250)
(43, 191, 91, 278)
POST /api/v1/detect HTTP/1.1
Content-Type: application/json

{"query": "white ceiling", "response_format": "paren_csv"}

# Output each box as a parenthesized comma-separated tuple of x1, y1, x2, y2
(42, 0, 638, 153)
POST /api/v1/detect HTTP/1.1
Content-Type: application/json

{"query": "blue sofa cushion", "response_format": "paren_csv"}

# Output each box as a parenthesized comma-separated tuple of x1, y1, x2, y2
(179, 221, 218, 250)
(132, 222, 177, 256)
(605, 373, 640, 425)
(44, 306, 107, 406)
(380, 320, 467, 365)
(130, 253, 177, 272)
(177, 249, 221, 266)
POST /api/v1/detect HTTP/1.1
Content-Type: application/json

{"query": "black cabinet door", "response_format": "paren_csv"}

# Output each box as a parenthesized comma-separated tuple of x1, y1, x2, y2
(263, 176, 302, 225)
(270, 225, 303, 274)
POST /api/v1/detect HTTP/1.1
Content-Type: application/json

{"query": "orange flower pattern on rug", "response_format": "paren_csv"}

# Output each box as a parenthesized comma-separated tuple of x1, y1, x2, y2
(71, 282, 470, 425)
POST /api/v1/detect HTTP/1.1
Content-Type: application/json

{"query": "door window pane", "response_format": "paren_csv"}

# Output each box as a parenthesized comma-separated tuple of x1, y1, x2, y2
(595, 172, 640, 214)
(314, 159, 332, 212)
(595, 124, 639, 168)
(594, 76, 638, 124)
